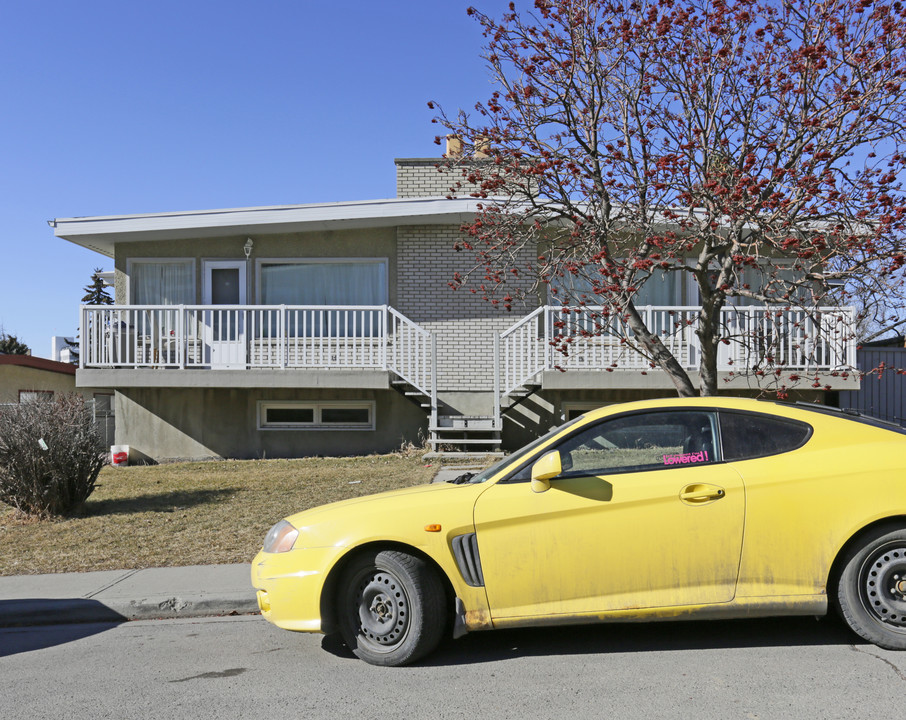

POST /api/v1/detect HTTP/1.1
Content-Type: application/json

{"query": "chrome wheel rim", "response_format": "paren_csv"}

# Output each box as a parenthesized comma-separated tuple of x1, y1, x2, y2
(860, 543, 906, 630)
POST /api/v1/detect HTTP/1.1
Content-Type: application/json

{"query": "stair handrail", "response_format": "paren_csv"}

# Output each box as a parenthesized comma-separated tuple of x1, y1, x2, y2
(498, 306, 546, 397)
(386, 306, 433, 399)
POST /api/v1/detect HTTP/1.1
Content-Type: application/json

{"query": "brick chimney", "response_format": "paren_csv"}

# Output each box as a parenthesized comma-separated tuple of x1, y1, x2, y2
(394, 158, 463, 198)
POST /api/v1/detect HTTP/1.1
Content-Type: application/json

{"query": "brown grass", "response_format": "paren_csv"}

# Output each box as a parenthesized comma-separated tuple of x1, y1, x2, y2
(0, 454, 438, 576)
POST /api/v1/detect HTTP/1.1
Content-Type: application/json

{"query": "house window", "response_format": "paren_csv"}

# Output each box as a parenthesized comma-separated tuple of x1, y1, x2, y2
(562, 402, 613, 422)
(550, 266, 683, 306)
(258, 259, 388, 306)
(258, 401, 375, 430)
(129, 259, 195, 305)
(19, 390, 53, 403)
(258, 259, 388, 337)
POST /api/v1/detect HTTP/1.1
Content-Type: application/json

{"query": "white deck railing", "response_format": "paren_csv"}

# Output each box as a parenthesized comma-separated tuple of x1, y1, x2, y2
(498, 304, 857, 396)
(79, 304, 434, 397)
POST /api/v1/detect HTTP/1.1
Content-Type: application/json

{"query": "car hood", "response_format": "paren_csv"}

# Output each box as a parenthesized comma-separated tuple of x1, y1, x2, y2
(283, 480, 485, 550)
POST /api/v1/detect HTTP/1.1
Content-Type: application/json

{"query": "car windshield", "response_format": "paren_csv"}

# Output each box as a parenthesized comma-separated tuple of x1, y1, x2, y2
(451, 415, 587, 484)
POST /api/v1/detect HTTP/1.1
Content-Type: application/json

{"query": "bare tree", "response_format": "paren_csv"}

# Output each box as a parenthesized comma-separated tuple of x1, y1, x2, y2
(0, 395, 107, 518)
(432, 0, 906, 397)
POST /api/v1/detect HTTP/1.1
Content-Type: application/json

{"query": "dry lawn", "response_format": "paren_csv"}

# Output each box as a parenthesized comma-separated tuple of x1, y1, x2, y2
(0, 454, 437, 576)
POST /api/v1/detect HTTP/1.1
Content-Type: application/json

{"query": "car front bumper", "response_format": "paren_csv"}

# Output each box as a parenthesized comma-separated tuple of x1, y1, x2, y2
(251, 546, 341, 633)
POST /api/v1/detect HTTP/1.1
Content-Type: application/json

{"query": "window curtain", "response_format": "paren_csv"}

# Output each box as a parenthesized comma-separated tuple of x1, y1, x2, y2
(552, 268, 681, 306)
(260, 262, 387, 337)
(729, 264, 809, 306)
(633, 270, 681, 306)
(260, 262, 387, 305)
(132, 262, 194, 305)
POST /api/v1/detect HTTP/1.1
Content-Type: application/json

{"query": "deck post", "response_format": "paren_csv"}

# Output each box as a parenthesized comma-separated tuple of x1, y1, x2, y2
(79, 305, 87, 368)
(493, 330, 501, 431)
(430, 333, 438, 433)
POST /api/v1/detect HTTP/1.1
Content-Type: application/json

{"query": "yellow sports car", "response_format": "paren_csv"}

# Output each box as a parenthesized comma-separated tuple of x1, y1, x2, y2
(252, 397, 906, 666)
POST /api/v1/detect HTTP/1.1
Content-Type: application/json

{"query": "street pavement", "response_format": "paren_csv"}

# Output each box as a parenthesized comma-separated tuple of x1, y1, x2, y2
(0, 465, 480, 629)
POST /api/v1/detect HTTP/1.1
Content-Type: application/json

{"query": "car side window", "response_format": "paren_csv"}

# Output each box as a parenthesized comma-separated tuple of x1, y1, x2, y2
(553, 411, 719, 477)
(719, 411, 811, 461)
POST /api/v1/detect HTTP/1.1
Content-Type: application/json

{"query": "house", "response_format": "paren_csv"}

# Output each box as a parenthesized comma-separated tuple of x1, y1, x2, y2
(0, 354, 77, 404)
(50, 155, 860, 462)
(0, 355, 115, 447)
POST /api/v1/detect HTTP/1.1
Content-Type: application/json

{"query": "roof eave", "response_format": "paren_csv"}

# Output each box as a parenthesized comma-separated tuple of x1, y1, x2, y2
(50, 196, 491, 257)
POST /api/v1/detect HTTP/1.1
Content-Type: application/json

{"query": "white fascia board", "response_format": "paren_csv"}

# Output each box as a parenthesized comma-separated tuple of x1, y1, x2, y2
(49, 197, 493, 257)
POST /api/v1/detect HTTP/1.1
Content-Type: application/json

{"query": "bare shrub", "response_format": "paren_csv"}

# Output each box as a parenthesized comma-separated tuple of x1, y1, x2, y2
(0, 394, 107, 517)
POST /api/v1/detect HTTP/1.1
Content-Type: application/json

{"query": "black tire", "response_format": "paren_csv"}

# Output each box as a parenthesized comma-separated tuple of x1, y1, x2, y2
(837, 526, 906, 650)
(337, 549, 447, 666)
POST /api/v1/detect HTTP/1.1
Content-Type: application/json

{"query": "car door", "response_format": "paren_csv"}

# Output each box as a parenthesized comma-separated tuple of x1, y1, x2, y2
(473, 410, 746, 620)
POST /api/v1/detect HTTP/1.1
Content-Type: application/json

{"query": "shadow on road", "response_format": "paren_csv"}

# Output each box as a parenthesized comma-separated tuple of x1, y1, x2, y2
(415, 615, 859, 666)
(320, 614, 862, 666)
(0, 609, 125, 658)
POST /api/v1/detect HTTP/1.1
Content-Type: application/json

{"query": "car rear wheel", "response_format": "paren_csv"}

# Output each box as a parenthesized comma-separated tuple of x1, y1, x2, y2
(337, 549, 447, 666)
(837, 527, 906, 650)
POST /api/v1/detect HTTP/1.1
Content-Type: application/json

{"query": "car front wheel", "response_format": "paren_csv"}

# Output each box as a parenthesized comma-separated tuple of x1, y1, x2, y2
(838, 526, 906, 650)
(337, 549, 447, 666)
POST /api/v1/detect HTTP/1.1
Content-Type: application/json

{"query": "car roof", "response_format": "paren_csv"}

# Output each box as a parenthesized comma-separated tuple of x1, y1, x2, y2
(580, 397, 906, 436)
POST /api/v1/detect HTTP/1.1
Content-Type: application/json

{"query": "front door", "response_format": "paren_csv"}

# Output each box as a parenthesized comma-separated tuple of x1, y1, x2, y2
(203, 260, 247, 369)
(474, 409, 746, 620)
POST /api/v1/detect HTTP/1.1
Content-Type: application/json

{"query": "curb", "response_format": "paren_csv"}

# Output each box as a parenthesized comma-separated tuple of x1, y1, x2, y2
(0, 564, 259, 628)
(0, 596, 260, 628)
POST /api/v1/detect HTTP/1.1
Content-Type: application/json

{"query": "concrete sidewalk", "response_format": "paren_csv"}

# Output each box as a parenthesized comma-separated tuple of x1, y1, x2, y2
(0, 564, 257, 627)
(0, 465, 491, 629)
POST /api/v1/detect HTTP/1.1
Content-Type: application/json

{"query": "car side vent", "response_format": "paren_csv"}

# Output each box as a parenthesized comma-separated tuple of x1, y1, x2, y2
(451, 532, 485, 587)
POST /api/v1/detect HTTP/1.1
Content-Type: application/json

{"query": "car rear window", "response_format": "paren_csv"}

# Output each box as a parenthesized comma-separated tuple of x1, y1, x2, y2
(719, 411, 812, 461)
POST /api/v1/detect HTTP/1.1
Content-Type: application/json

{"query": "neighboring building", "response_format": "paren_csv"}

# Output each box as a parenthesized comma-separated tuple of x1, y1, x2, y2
(839, 337, 906, 427)
(0, 354, 115, 447)
(50, 155, 860, 462)
(0, 354, 77, 403)
(51, 336, 76, 364)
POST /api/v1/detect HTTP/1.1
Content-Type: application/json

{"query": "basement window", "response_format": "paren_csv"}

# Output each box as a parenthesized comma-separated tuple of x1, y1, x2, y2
(258, 401, 374, 430)
(19, 390, 54, 403)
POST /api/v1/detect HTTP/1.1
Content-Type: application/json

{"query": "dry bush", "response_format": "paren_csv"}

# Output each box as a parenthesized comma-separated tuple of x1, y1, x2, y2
(0, 394, 107, 517)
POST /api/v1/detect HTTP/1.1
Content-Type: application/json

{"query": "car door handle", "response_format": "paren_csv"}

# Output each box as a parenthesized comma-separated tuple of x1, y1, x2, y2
(680, 484, 726, 504)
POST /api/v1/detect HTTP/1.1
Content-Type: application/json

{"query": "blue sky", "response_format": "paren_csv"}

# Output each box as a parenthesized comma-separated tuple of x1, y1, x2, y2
(0, 0, 510, 356)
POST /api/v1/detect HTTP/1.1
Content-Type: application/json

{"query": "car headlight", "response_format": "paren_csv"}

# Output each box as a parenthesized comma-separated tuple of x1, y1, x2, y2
(262, 520, 299, 553)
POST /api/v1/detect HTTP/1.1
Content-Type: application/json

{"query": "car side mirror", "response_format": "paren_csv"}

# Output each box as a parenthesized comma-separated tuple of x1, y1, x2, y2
(531, 451, 562, 493)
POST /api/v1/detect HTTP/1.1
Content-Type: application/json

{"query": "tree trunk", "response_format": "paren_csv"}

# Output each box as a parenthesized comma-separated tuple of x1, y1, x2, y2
(623, 304, 698, 397)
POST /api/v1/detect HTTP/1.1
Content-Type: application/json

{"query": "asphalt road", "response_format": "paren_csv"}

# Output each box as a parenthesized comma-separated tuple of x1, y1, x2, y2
(1, 614, 904, 719)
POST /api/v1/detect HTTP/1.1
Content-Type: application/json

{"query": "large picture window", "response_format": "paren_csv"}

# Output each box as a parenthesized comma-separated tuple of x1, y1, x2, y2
(129, 260, 195, 305)
(550, 266, 683, 306)
(259, 260, 387, 306)
(258, 259, 388, 337)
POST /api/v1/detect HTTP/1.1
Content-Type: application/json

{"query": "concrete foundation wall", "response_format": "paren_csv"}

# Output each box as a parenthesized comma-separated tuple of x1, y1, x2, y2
(115, 387, 427, 462)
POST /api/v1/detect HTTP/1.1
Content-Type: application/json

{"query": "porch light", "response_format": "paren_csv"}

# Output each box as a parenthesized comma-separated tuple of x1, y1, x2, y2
(243, 238, 253, 259)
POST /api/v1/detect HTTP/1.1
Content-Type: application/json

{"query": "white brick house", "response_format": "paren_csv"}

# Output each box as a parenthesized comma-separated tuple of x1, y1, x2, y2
(50, 157, 859, 462)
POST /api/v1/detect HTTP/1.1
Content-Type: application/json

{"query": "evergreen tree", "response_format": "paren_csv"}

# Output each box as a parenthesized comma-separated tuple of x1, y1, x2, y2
(67, 268, 113, 364)
(81, 268, 113, 305)
(0, 332, 30, 355)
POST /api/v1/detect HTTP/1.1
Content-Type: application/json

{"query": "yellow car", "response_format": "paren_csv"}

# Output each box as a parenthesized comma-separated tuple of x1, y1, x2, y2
(252, 397, 906, 666)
